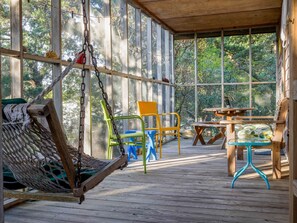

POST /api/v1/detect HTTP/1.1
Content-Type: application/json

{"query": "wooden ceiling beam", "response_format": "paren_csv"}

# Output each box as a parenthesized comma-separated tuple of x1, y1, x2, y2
(132, 0, 281, 34)
(164, 8, 281, 33)
(161, 7, 281, 22)
(137, 0, 282, 19)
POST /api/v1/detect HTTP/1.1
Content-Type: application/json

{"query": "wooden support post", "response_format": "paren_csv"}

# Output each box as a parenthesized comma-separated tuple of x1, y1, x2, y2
(104, 0, 113, 107)
(194, 33, 198, 121)
(170, 34, 175, 126)
(120, 0, 129, 132)
(156, 24, 162, 112)
(10, 0, 23, 98)
(226, 123, 236, 176)
(51, 0, 62, 121)
(221, 31, 224, 108)
(135, 8, 142, 102)
(146, 17, 153, 100)
(146, 17, 153, 127)
(289, 0, 297, 221)
(84, 0, 92, 155)
(104, 0, 112, 159)
(165, 30, 170, 127)
(0, 49, 4, 223)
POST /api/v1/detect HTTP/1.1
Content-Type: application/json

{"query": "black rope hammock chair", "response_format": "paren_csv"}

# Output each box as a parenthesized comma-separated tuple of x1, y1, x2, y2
(2, 1, 127, 204)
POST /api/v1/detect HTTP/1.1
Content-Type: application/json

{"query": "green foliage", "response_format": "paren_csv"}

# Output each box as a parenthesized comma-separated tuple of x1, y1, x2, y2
(174, 40, 195, 84)
(198, 37, 221, 83)
(22, 0, 51, 55)
(175, 32, 277, 127)
(0, 0, 10, 48)
(224, 35, 249, 83)
(252, 33, 276, 82)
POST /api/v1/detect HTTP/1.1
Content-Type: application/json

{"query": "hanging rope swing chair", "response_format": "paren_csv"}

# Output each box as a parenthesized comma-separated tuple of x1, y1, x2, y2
(2, 1, 127, 204)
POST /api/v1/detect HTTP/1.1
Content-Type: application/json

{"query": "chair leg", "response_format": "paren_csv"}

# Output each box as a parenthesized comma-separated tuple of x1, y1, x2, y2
(142, 137, 147, 174)
(159, 133, 163, 159)
(272, 142, 281, 179)
(178, 132, 181, 155)
(107, 139, 112, 159)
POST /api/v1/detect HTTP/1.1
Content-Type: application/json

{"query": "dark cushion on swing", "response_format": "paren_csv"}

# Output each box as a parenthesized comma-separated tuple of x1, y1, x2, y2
(2, 98, 27, 106)
(43, 162, 99, 190)
(3, 166, 27, 190)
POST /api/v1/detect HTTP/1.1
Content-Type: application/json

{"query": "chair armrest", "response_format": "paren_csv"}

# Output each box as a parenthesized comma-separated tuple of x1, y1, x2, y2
(114, 115, 143, 121)
(159, 112, 181, 126)
(139, 113, 159, 117)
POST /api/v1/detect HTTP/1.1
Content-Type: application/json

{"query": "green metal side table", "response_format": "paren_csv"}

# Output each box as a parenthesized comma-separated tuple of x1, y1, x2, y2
(228, 139, 271, 189)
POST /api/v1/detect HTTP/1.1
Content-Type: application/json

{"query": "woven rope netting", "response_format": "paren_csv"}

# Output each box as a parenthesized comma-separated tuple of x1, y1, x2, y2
(2, 103, 109, 193)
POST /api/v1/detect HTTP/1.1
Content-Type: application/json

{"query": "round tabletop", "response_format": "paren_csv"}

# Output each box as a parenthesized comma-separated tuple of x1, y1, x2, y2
(228, 139, 271, 147)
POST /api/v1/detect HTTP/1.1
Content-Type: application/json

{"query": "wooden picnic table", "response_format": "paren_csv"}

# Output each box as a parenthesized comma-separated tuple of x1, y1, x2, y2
(191, 122, 226, 149)
(203, 107, 254, 120)
(191, 107, 253, 148)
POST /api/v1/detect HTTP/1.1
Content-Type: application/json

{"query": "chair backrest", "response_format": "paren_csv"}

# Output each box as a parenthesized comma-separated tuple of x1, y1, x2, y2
(137, 101, 158, 115)
(100, 100, 113, 135)
(137, 101, 161, 130)
(273, 97, 289, 143)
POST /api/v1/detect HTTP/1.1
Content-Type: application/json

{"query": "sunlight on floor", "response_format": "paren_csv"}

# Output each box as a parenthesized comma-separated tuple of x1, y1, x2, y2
(126, 152, 226, 172)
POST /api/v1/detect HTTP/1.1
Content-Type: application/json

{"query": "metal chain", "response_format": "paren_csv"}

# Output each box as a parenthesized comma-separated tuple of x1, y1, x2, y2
(76, 0, 126, 187)
(81, 0, 125, 156)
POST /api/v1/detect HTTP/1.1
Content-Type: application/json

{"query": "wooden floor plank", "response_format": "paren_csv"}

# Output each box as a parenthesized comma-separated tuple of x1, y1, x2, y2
(4, 139, 289, 223)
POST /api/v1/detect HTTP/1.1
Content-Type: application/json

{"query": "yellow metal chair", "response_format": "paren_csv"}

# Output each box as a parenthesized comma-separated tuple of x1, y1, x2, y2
(137, 101, 181, 158)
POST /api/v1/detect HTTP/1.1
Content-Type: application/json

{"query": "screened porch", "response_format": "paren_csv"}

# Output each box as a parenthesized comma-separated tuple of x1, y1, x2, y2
(1, 0, 297, 222)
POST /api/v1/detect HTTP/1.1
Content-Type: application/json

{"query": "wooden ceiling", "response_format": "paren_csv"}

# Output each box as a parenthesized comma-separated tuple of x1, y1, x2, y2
(131, 0, 283, 34)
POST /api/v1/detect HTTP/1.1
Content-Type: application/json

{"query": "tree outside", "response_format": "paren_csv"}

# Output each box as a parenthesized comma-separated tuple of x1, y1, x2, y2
(175, 31, 277, 131)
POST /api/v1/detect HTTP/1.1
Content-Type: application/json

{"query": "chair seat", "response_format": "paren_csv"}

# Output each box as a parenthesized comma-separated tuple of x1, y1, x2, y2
(161, 126, 179, 132)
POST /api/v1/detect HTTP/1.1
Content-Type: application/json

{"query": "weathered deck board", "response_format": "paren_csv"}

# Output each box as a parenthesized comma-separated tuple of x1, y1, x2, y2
(4, 139, 289, 223)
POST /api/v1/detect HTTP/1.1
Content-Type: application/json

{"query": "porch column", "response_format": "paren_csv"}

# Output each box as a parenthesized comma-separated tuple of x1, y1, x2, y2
(10, 0, 23, 98)
(51, 0, 62, 121)
(156, 24, 162, 112)
(120, 0, 129, 132)
(0, 49, 4, 223)
(289, 0, 297, 221)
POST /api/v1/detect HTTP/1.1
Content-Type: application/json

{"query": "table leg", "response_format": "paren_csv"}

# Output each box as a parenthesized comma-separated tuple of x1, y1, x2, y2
(231, 145, 270, 189)
(231, 162, 249, 188)
(226, 124, 236, 176)
(192, 126, 206, 146)
(207, 127, 226, 144)
(146, 130, 157, 162)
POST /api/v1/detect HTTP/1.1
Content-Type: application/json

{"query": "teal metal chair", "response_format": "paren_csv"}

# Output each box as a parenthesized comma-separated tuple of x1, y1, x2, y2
(100, 100, 147, 173)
